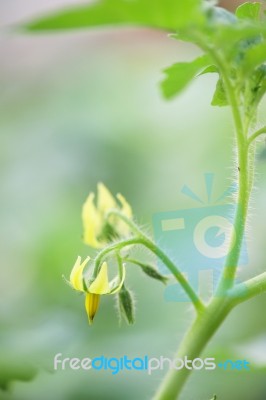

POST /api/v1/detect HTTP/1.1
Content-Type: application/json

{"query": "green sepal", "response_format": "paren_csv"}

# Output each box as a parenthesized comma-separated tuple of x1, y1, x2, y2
(118, 284, 135, 325)
(138, 262, 168, 284)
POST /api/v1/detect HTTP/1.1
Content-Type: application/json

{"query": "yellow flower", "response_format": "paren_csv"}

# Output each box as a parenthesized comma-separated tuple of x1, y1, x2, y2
(69, 256, 126, 324)
(82, 183, 132, 249)
(69, 255, 90, 292)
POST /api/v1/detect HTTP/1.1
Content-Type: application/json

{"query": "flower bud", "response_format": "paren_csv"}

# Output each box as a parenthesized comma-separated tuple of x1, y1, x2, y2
(85, 293, 100, 324)
(139, 262, 168, 284)
(118, 285, 135, 325)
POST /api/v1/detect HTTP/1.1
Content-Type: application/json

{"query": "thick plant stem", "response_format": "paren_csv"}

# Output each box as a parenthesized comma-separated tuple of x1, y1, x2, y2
(217, 144, 250, 292)
(212, 51, 251, 292)
(192, 44, 251, 292)
(153, 298, 232, 400)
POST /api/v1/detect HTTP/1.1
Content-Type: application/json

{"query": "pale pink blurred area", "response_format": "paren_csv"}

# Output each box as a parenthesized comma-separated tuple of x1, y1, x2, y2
(0, 0, 84, 26)
(0, 0, 246, 82)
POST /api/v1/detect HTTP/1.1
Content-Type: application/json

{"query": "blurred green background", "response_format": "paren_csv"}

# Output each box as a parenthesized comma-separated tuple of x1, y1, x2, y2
(1, 1, 266, 399)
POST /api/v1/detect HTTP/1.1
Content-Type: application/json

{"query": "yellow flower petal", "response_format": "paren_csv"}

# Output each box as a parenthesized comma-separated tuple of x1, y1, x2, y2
(82, 193, 102, 249)
(70, 256, 90, 292)
(117, 193, 132, 219)
(109, 263, 126, 294)
(97, 183, 116, 215)
(85, 292, 100, 324)
(89, 262, 110, 294)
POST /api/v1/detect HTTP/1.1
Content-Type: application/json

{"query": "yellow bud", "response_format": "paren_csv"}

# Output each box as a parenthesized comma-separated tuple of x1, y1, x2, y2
(85, 292, 100, 324)
(82, 183, 133, 249)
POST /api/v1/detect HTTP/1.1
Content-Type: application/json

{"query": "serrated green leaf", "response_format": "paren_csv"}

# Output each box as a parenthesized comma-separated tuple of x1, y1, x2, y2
(118, 285, 135, 325)
(211, 78, 228, 107)
(161, 54, 212, 99)
(24, 0, 204, 33)
(236, 2, 261, 21)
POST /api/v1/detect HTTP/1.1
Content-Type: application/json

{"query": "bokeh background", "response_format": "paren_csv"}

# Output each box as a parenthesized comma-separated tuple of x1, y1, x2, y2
(1, 1, 266, 399)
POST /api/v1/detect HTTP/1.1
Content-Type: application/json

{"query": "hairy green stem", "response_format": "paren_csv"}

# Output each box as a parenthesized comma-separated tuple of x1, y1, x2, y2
(154, 45, 254, 399)
(248, 142, 256, 193)
(115, 251, 124, 281)
(94, 214, 205, 313)
(93, 237, 143, 273)
(210, 50, 251, 293)
(139, 236, 205, 313)
(106, 208, 144, 237)
(228, 272, 266, 306)
(217, 142, 250, 292)
(248, 126, 266, 147)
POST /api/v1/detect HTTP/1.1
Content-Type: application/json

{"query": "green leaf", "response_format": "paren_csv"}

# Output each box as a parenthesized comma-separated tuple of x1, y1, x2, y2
(161, 54, 212, 99)
(198, 64, 219, 75)
(211, 78, 228, 107)
(246, 65, 266, 110)
(24, 0, 204, 33)
(209, 396, 217, 400)
(199, 5, 265, 54)
(242, 41, 266, 76)
(236, 2, 261, 21)
(212, 24, 265, 52)
(0, 360, 37, 390)
(118, 285, 135, 325)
